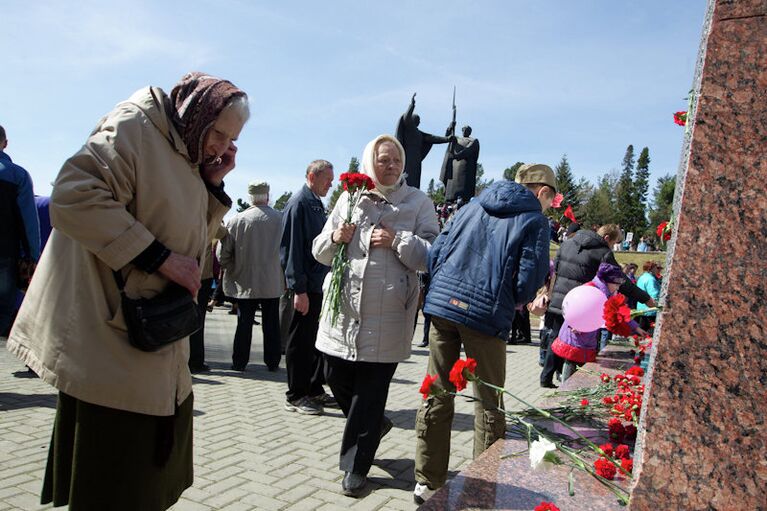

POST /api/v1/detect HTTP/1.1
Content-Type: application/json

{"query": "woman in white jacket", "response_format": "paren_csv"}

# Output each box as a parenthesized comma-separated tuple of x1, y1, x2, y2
(312, 134, 439, 497)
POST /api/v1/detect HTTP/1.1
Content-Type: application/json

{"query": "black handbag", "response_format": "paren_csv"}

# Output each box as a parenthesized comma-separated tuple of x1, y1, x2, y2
(113, 271, 203, 352)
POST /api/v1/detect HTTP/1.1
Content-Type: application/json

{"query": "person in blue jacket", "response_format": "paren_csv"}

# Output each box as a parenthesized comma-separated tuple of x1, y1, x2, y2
(413, 164, 556, 504)
(636, 260, 661, 333)
(0, 125, 40, 336)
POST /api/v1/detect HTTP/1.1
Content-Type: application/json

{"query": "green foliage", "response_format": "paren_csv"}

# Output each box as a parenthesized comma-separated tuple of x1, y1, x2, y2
(647, 174, 676, 237)
(327, 156, 361, 212)
(632, 147, 651, 234)
(273, 191, 292, 211)
(236, 198, 249, 212)
(428, 179, 446, 204)
(579, 173, 618, 228)
(475, 163, 493, 195)
(615, 145, 639, 233)
(554, 154, 581, 209)
(503, 161, 524, 181)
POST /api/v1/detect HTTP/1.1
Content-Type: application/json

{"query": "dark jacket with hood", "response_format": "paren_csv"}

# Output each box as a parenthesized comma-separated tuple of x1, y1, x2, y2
(549, 229, 651, 315)
(424, 180, 550, 339)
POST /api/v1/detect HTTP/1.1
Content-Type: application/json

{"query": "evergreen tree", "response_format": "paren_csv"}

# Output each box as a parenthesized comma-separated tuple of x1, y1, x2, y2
(426, 178, 435, 197)
(647, 174, 676, 236)
(327, 156, 361, 212)
(580, 173, 619, 228)
(236, 198, 249, 212)
(554, 154, 580, 208)
(615, 145, 637, 232)
(429, 180, 446, 204)
(475, 163, 493, 195)
(632, 147, 651, 233)
(273, 191, 292, 211)
(503, 162, 524, 181)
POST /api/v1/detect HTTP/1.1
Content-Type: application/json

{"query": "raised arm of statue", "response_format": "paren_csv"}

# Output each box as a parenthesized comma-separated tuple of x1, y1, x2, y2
(405, 93, 416, 120)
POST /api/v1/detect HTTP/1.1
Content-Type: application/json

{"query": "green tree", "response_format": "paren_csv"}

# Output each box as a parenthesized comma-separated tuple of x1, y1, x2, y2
(327, 156, 361, 212)
(475, 163, 493, 195)
(503, 162, 524, 181)
(615, 144, 638, 232)
(632, 147, 651, 234)
(236, 198, 249, 212)
(580, 173, 618, 228)
(554, 154, 580, 208)
(273, 191, 292, 211)
(647, 174, 676, 237)
(429, 180, 446, 204)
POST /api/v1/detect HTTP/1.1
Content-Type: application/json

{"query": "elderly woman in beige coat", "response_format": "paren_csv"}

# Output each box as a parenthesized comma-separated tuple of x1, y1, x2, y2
(6, 73, 248, 511)
(312, 134, 439, 497)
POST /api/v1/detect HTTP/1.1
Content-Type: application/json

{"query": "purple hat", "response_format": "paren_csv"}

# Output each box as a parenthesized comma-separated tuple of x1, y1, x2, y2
(597, 263, 626, 284)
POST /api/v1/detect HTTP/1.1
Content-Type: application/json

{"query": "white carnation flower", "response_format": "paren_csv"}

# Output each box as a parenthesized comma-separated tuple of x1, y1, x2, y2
(529, 437, 560, 471)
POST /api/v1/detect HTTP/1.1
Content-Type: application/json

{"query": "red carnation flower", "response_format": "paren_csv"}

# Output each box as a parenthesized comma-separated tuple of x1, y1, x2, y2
(608, 418, 625, 441)
(633, 355, 641, 364)
(624, 424, 638, 439)
(604, 294, 633, 337)
(599, 443, 614, 457)
(600, 373, 611, 383)
(580, 399, 589, 407)
(621, 458, 633, 474)
(673, 111, 687, 126)
(602, 396, 614, 405)
(534, 502, 561, 511)
(449, 357, 477, 392)
(626, 366, 644, 377)
(615, 444, 631, 460)
(419, 374, 438, 399)
(594, 457, 617, 480)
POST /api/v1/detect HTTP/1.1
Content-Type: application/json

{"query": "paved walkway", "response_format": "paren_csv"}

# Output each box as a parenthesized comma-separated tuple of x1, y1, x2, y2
(0, 308, 548, 510)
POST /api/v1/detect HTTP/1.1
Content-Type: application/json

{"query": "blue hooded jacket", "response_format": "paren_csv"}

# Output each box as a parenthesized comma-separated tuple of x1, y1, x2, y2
(424, 180, 550, 339)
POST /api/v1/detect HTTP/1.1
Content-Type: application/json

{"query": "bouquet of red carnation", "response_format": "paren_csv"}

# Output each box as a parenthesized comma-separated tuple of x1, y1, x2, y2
(673, 111, 687, 126)
(656, 220, 672, 243)
(603, 294, 633, 337)
(323, 172, 375, 326)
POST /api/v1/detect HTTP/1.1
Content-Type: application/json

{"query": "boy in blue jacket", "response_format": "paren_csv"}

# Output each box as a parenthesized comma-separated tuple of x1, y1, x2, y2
(413, 164, 556, 503)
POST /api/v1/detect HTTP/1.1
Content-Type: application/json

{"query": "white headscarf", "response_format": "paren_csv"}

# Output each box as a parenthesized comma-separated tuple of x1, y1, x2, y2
(361, 134, 407, 196)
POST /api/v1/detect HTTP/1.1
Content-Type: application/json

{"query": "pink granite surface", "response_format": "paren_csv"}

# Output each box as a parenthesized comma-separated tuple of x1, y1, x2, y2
(419, 346, 637, 511)
(630, 0, 767, 509)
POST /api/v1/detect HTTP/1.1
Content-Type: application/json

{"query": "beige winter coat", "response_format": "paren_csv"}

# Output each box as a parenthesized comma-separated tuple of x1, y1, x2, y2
(217, 205, 284, 299)
(312, 184, 439, 363)
(6, 86, 230, 416)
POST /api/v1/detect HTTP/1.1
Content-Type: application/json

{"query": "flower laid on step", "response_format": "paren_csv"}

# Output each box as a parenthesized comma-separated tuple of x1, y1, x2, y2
(534, 502, 561, 511)
(322, 172, 376, 326)
(420, 357, 633, 505)
(529, 437, 561, 471)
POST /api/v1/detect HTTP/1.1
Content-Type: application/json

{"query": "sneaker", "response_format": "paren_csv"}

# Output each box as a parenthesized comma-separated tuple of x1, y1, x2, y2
(285, 397, 323, 415)
(540, 381, 558, 389)
(312, 392, 339, 409)
(341, 471, 367, 498)
(413, 482, 436, 505)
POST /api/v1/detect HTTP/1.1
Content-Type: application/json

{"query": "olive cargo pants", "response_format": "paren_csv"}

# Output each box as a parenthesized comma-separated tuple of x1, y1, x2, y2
(414, 316, 507, 489)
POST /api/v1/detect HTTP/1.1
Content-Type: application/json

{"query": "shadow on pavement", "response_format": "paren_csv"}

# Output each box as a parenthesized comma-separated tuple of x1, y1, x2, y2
(0, 392, 57, 411)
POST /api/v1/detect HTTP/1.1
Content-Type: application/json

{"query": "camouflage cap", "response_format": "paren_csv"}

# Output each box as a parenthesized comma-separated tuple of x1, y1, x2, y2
(515, 163, 557, 192)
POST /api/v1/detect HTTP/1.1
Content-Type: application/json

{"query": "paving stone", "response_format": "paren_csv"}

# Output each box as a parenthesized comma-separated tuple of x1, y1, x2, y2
(0, 310, 546, 510)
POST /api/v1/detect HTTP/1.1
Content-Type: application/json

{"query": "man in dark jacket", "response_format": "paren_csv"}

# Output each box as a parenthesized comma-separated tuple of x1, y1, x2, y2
(0, 125, 40, 336)
(413, 164, 556, 504)
(538, 224, 656, 386)
(280, 159, 336, 415)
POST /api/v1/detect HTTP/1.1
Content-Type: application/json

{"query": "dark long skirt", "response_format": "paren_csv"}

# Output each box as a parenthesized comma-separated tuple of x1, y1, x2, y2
(42, 392, 193, 510)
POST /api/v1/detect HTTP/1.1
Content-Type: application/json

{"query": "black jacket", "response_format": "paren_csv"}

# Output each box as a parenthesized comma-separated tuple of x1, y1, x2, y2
(549, 229, 651, 315)
(280, 184, 329, 294)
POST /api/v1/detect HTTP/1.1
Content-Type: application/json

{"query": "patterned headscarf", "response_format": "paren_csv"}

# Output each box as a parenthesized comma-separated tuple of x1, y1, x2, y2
(170, 72, 247, 165)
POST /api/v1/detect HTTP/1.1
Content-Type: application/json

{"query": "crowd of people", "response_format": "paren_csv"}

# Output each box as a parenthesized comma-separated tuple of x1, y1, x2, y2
(2, 71, 664, 509)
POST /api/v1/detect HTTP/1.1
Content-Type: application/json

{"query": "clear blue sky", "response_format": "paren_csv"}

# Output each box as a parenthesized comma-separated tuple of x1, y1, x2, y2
(2, 1, 706, 206)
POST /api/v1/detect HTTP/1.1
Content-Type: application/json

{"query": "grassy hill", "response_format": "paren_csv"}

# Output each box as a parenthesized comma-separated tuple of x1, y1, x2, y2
(549, 243, 666, 276)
